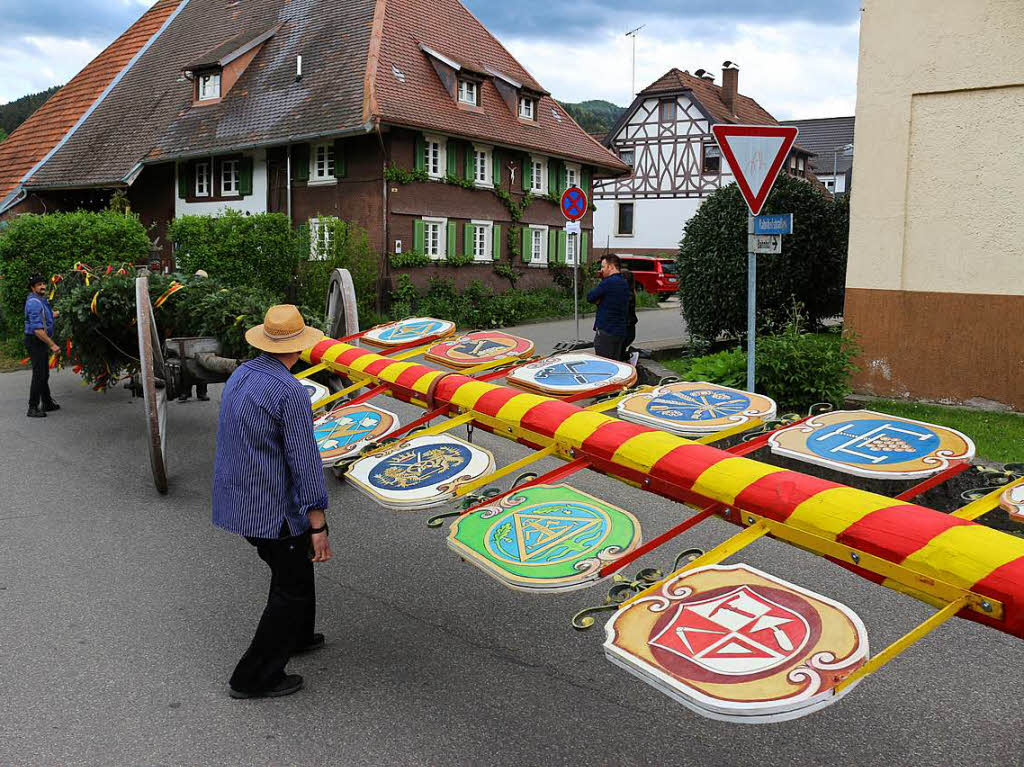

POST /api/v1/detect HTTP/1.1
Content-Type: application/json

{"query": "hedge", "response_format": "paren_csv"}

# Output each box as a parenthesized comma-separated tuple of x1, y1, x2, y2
(0, 211, 150, 335)
(677, 174, 849, 342)
(169, 210, 298, 298)
(295, 219, 380, 325)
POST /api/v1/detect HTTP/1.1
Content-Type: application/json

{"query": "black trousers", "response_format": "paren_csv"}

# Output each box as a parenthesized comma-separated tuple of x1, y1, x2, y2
(593, 329, 625, 361)
(621, 325, 637, 361)
(230, 528, 316, 693)
(24, 335, 53, 409)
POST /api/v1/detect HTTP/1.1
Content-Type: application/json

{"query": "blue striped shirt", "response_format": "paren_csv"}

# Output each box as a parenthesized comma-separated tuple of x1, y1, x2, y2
(212, 354, 329, 538)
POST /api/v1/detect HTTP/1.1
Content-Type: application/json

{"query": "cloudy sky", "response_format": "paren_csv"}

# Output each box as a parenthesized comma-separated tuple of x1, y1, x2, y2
(0, 0, 860, 118)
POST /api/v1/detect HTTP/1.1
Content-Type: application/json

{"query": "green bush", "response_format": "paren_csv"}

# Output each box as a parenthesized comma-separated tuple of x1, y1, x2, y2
(677, 174, 849, 342)
(295, 220, 380, 323)
(665, 319, 859, 411)
(169, 211, 298, 298)
(0, 210, 150, 335)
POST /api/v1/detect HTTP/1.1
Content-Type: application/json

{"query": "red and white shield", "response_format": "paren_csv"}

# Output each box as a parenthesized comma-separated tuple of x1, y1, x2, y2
(649, 586, 810, 676)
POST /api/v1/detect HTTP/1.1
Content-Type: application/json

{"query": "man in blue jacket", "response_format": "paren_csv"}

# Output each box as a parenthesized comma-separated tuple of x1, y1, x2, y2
(24, 275, 60, 418)
(586, 255, 630, 360)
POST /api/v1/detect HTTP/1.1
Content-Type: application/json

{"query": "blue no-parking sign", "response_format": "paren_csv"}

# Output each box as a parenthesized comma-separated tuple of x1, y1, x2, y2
(561, 186, 588, 222)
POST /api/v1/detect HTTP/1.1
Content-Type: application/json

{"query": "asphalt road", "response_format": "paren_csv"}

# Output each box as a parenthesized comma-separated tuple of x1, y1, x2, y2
(1, 350, 1021, 766)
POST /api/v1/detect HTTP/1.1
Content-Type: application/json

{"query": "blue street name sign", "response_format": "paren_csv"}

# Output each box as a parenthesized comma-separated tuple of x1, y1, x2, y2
(754, 214, 794, 235)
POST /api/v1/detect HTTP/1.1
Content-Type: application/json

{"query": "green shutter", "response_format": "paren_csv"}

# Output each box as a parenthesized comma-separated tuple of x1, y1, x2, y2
(447, 221, 457, 259)
(415, 135, 426, 172)
(177, 163, 189, 199)
(581, 167, 591, 193)
(548, 162, 558, 195)
(521, 227, 531, 263)
(492, 151, 501, 189)
(238, 156, 254, 196)
(464, 144, 474, 182)
(492, 224, 502, 261)
(521, 155, 531, 193)
(333, 139, 347, 178)
(293, 144, 310, 182)
(581, 232, 589, 264)
(548, 230, 558, 264)
(413, 220, 425, 254)
(446, 142, 457, 177)
(464, 222, 474, 259)
(558, 163, 568, 194)
(558, 230, 567, 264)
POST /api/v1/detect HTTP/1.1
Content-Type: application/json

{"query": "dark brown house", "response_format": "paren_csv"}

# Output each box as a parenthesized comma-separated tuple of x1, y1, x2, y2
(0, 0, 628, 291)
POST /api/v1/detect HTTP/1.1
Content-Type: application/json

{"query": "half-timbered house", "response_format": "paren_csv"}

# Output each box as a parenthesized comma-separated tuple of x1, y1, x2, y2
(0, 0, 627, 292)
(593, 65, 817, 259)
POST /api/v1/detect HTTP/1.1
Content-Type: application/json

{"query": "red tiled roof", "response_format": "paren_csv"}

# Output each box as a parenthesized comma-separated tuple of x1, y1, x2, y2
(0, 0, 183, 202)
(639, 67, 776, 125)
(372, 0, 628, 172)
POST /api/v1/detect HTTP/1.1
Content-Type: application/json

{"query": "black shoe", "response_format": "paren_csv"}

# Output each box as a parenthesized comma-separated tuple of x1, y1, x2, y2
(196, 394, 210, 402)
(42, 401, 60, 412)
(27, 407, 46, 418)
(291, 633, 325, 655)
(229, 674, 304, 700)
(177, 395, 190, 403)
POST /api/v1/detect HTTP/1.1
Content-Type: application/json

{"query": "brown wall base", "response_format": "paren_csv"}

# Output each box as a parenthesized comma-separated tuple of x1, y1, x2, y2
(844, 287, 1023, 411)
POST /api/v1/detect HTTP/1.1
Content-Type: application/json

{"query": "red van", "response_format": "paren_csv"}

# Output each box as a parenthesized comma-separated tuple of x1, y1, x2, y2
(618, 256, 679, 300)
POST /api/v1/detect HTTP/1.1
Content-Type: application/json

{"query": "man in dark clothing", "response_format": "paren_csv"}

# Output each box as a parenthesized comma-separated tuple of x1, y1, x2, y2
(24, 275, 60, 418)
(586, 255, 630, 361)
(620, 268, 639, 363)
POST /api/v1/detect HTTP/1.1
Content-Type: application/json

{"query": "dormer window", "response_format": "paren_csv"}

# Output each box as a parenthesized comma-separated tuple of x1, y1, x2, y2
(518, 96, 536, 120)
(198, 71, 221, 101)
(458, 79, 478, 105)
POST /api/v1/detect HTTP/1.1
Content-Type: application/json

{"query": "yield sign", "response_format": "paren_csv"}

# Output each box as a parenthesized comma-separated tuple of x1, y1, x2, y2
(711, 124, 799, 216)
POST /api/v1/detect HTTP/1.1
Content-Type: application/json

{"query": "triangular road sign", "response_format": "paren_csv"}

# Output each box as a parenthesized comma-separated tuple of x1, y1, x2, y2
(711, 124, 799, 216)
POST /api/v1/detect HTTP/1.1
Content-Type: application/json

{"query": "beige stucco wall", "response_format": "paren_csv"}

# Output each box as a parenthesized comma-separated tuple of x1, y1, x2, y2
(848, 0, 1024, 295)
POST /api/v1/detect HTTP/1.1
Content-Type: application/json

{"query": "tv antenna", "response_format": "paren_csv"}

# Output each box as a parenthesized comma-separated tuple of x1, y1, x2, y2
(625, 24, 646, 100)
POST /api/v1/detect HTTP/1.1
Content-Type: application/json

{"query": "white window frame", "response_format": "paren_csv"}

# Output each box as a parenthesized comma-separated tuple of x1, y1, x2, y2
(529, 225, 548, 265)
(198, 72, 221, 101)
(472, 143, 493, 188)
(564, 161, 581, 190)
(518, 96, 535, 120)
(458, 79, 478, 105)
(529, 155, 547, 194)
(423, 134, 447, 180)
(194, 160, 211, 197)
(423, 216, 447, 260)
(309, 217, 336, 261)
(471, 220, 493, 262)
(565, 228, 578, 266)
(310, 142, 336, 184)
(221, 159, 240, 197)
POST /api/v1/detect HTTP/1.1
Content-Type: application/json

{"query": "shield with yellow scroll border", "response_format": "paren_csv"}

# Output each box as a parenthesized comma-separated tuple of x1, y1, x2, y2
(618, 382, 776, 435)
(1001, 484, 1024, 523)
(769, 410, 974, 480)
(603, 564, 869, 723)
(425, 331, 535, 369)
(362, 317, 456, 347)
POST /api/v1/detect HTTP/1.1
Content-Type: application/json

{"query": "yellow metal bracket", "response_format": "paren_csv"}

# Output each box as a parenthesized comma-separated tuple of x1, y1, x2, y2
(295, 362, 328, 380)
(454, 444, 561, 498)
(389, 343, 435, 362)
(311, 376, 372, 411)
(952, 476, 1024, 521)
(360, 412, 476, 459)
(834, 595, 968, 693)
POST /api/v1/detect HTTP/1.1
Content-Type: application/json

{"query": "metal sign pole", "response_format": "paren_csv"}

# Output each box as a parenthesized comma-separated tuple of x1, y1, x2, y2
(746, 213, 756, 393)
(573, 232, 580, 341)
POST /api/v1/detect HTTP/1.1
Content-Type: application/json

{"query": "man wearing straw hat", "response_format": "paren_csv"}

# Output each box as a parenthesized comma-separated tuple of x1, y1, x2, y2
(212, 305, 332, 699)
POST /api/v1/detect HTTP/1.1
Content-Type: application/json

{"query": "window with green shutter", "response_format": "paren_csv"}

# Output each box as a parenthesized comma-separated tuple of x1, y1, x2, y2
(548, 161, 559, 195)
(413, 220, 425, 254)
(557, 230, 567, 264)
(521, 227, 531, 263)
(238, 157, 254, 197)
(558, 164, 568, 194)
(521, 155, 531, 193)
(548, 229, 558, 264)
(464, 144, 474, 182)
(492, 224, 502, 261)
(464, 222, 473, 259)
(446, 143, 457, 177)
(492, 151, 501, 189)
(293, 144, 310, 183)
(447, 221, 457, 259)
(333, 139, 348, 178)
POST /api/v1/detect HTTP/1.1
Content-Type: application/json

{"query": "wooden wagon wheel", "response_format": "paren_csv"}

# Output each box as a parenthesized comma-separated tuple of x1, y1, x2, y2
(136, 276, 169, 494)
(326, 268, 359, 340)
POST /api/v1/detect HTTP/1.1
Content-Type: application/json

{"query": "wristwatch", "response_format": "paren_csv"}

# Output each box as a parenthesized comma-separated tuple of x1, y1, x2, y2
(310, 521, 329, 536)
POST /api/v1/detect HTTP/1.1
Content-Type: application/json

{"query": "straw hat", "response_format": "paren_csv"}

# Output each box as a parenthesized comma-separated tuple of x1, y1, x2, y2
(245, 305, 325, 354)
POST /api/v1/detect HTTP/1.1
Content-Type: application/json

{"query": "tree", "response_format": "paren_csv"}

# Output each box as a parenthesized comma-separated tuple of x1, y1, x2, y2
(677, 175, 849, 342)
(0, 127, 7, 143)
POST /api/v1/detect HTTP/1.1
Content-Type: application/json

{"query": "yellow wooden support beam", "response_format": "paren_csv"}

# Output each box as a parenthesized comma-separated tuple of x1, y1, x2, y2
(584, 387, 655, 414)
(951, 476, 1024, 521)
(294, 362, 328, 380)
(389, 343, 434, 362)
(404, 411, 475, 439)
(311, 377, 371, 411)
(454, 444, 561, 498)
(620, 521, 771, 609)
(459, 355, 532, 377)
(695, 417, 764, 445)
(834, 595, 968, 693)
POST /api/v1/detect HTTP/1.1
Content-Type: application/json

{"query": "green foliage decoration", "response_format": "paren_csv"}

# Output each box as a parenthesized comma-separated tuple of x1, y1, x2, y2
(294, 219, 380, 322)
(444, 173, 475, 190)
(0, 210, 150, 336)
(384, 165, 429, 185)
(169, 210, 298, 298)
(676, 174, 849, 342)
(389, 251, 432, 269)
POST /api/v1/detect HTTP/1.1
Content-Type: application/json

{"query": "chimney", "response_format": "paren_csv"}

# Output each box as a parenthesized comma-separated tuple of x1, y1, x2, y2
(722, 61, 739, 115)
